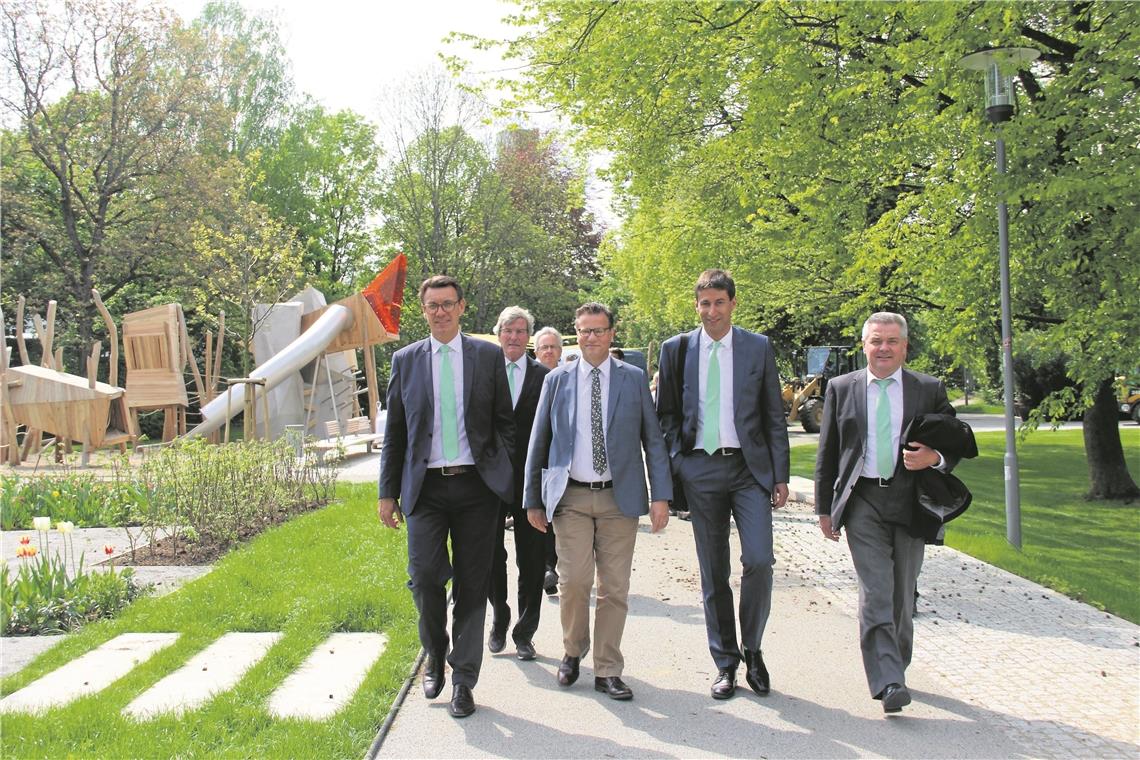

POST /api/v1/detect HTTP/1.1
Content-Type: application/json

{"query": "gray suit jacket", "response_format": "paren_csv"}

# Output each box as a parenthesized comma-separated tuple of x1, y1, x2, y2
(524, 359, 672, 521)
(814, 368, 957, 528)
(379, 334, 515, 513)
(656, 326, 790, 492)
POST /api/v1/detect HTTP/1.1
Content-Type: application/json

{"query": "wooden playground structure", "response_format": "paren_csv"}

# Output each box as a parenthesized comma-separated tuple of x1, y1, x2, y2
(1, 255, 406, 466)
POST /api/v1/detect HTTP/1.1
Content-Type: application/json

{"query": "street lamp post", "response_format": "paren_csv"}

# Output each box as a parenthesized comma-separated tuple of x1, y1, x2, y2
(958, 46, 1039, 550)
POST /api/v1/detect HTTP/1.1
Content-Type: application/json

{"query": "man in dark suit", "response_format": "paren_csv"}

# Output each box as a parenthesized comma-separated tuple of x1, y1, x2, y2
(486, 306, 550, 661)
(378, 275, 515, 719)
(656, 269, 790, 700)
(525, 302, 671, 701)
(532, 326, 564, 594)
(815, 311, 957, 714)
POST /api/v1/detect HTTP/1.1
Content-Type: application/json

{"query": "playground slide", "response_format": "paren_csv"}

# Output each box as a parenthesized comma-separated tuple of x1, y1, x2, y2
(184, 305, 354, 439)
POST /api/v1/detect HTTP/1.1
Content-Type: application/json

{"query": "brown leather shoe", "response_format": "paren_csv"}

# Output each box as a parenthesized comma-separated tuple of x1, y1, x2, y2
(594, 676, 633, 700)
(710, 668, 737, 700)
(557, 655, 580, 686)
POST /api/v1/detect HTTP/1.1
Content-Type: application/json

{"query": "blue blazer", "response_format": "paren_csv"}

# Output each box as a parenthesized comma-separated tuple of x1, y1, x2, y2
(379, 334, 516, 513)
(656, 326, 790, 493)
(523, 359, 672, 521)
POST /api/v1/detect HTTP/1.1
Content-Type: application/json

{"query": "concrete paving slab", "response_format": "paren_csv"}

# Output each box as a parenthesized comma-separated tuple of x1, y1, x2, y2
(0, 635, 64, 679)
(268, 632, 387, 720)
(0, 632, 179, 713)
(124, 632, 282, 719)
(374, 504, 1140, 759)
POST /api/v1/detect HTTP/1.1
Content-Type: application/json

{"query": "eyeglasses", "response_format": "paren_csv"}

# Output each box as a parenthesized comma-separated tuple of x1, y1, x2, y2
(423, 300, 460, 313)
(575, 327, 612, 338)
(536, 344, 560, 352)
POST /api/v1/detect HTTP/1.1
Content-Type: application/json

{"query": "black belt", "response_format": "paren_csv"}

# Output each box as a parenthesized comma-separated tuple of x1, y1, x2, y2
(695, 447, 742, 457)
(857, 476, 894, 488)
(427, 464, 476, 476)
(568, 478, 613, 490)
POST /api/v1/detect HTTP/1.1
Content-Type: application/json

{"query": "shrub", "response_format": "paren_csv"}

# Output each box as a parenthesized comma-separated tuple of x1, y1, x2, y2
(0, 464, 144, 530)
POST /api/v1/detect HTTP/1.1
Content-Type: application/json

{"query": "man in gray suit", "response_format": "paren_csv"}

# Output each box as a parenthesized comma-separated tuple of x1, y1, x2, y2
(525, 302, 671, 701)
(378, 275, 515, 719)
(815, 312, 957, 714)
(656, 269, 790, 700)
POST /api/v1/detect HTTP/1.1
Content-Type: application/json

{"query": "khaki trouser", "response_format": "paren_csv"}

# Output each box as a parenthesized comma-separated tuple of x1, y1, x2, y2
(553, 484, 639, 677)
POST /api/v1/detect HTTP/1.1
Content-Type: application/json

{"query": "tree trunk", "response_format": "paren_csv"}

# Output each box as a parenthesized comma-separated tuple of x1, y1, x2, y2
(1083, 379, 1139, 500)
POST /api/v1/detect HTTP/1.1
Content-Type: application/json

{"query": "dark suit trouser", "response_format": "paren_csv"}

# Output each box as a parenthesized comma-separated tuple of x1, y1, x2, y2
(488, 501, 546, 643)
(405, 470, 498, 688)
(678, 452, 774, 670)
(844, 485, 925, 697)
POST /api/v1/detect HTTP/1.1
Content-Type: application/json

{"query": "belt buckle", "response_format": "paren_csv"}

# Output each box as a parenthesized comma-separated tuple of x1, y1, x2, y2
(720, 448, 736, 457)
(877, 477, 891, 488)
(588, 481, 604, 491)
(442, 465, 462, 477)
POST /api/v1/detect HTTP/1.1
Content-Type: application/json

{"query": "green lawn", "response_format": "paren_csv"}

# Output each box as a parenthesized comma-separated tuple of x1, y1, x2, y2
(0, 483, 418, 759)
(956, 403, 1005, 414)
(791, 428, 1140, 623)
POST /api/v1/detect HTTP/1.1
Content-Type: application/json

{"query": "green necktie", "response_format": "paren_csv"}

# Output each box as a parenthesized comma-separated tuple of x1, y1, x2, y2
(439, 345, 459, 460)
(703, 340, 722, 454)
(873, 378, 894, 478)
(507, 361, 518, 405)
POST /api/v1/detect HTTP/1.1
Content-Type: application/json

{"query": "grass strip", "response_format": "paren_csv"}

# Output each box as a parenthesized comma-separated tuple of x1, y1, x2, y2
(1, 482, 418, 759)
(789, 428, 1140, 623)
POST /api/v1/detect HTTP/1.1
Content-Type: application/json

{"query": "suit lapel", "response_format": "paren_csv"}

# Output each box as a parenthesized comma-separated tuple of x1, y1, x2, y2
(606, 360, 624, 428)
(902, 369, 919, 432)
(853, 369, 868, 446)
(683, 329, 701, 433)
(418, 339, 435, 417)
(731, 326, 746, 417)
(460, 334, 475, 415)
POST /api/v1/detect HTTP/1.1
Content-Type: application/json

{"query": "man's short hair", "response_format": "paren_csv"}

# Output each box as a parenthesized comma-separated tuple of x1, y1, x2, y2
(695, 269, 736, 300)
(493, 306, 535, 335)
(419, 274, 463, 303)
(862, 312, 909, 340)
(609, 347, 625, 360)
(534, 326, 563, 345)
(574, 302, 614, 328)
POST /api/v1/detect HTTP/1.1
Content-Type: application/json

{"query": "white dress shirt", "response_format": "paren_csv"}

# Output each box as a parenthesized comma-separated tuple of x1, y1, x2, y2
(862, 367, 904, 478)
(695, 328, 741, 449)
(504, 355, 526, 409)
(427, 334, 474, 467)
(569, 357, 613, 482)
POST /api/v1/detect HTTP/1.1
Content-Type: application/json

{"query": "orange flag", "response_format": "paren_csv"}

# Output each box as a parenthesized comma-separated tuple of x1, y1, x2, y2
(362, 253, 408, 335)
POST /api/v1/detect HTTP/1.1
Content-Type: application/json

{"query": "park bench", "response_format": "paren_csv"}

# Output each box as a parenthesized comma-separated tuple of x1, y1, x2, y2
(311, 416, 382, 457)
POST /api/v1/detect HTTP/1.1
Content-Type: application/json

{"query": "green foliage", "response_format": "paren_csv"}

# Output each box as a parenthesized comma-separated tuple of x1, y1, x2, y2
(0, 469, 144, 531)
(0, 484, 419, 759)
(2, 542, 141, 636)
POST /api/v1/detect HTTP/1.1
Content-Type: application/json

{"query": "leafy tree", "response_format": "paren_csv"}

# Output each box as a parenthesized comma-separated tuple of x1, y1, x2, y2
(258, 103, 383, 298)
(488, 0, 1138, 499)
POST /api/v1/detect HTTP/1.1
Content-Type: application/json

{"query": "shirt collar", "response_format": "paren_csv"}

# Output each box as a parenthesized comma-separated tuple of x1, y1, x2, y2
(700, 327, 733, 350)
(578, 356, 612, 380)
(504, 354, 525, 369)
(430, 333, 463, 354)
(866, 366, 904, 387)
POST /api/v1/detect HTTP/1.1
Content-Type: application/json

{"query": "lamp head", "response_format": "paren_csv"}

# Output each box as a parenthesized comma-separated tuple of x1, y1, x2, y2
(958, 47, 1040, 124)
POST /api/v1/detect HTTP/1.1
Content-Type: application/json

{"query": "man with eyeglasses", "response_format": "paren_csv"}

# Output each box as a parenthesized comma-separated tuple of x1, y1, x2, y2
(378, 275, 516, 719)
(532, 326, 565, 594)
(486, 306, 550, 662)
(524, 302, 671, 701)
(656, 269, 790, 701)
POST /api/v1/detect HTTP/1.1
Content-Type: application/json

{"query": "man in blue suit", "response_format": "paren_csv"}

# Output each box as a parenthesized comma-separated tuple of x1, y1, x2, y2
(656, 269, 790, 700)
(524, 302, 671, 701)
(378, 275, 515, 719)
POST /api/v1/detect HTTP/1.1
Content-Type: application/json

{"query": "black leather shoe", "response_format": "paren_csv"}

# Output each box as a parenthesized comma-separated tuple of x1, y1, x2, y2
(488, 628, 506, 654)
(880, 683, 911, 713)
(710, 668, 737, 700)
(677, 510, 691, 521)
(594, 676, 633, 700)
(543, 569, 559, 595)
(422, 655, 445, 699)
(516, 640, 537, 661)
(448, 684, 475, 718)
(557, 655, 580, 686)
(744, 650, 770, 695)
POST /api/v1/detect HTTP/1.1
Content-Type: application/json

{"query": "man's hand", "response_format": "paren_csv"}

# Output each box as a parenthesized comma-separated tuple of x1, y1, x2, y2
(903, 441, 940, 471)
(819, 515, 840, 541)
(527, 508, 548, 533)
(378, 498, 402, 529)
(772, 483, 789, 510)
(649, 500, 670, 533)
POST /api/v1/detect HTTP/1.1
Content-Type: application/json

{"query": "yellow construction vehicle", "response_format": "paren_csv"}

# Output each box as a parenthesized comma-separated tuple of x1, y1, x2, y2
(782, 346, 864, 433)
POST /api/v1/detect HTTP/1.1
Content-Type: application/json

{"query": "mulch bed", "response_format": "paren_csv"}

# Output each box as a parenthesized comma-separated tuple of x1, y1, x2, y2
(113, 502, 326, 567)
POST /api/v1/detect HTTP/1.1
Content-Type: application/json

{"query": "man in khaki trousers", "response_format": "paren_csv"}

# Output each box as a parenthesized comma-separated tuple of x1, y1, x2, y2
(524, 302, 671, 701)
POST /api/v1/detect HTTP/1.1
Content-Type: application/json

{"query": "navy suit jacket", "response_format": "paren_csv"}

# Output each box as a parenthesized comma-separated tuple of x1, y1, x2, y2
(814, 368, 957, 528)
(507, 356, 549, 507)
(524, 359, 672, 521)
(379, 334, 515, 513)
(656, 326, 790, 493)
